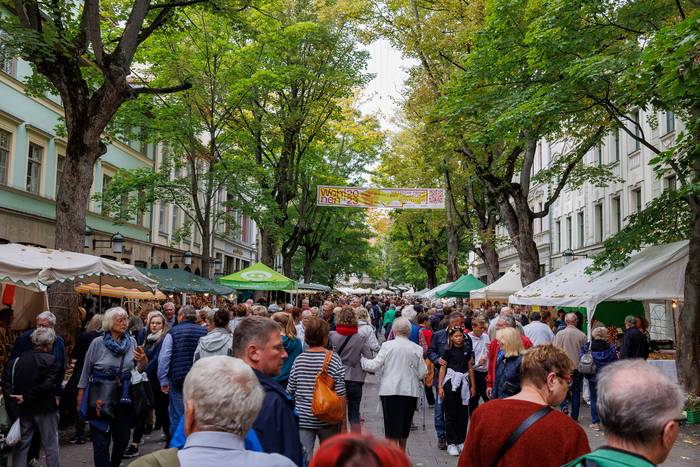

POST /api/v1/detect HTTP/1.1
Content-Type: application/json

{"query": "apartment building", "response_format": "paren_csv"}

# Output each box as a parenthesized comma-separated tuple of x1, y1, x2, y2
(473, 108, 680, 282)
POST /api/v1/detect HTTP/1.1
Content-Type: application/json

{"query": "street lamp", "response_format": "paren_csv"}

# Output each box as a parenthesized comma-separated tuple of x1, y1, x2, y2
(170, 250, 193, 266)
(92, 232, 125, 254)
(84, 225, 93, 249)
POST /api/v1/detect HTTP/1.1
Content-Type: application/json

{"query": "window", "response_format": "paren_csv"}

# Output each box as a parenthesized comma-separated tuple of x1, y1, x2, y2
(614, 129, 620, 162)
(632, 187, 642, 214)
(631, 110, 641, 152)
(158, 202, 167, 234)
(26, 143, 43, 194)
(665, 175, 677, 192)
(171, 205, 179, 234)
(577, 211, 584, 247)
(595, 144, 603, 166)
(566, 216, 572, 249)
(134, 260, 148, 268)
(664, 111, 675, 134)
(0, 129, 10, 185)
(241, 214, 249, 243)
(136, 190, 144, 226)
(101, 174, 112, 214)
(595, 203, 603, 243)
(612, 196, 621, 233)
(139, 141, 148, 155)
(555, 220, 561, 252)
(55, 154, 65, 197)
(0, 35, 16, 77)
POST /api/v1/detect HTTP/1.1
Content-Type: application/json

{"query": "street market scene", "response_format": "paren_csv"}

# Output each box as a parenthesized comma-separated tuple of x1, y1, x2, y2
(0, 1, 699, 467)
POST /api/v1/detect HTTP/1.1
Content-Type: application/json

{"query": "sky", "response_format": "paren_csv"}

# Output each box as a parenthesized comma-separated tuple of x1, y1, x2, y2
(358, 38, 416, 133)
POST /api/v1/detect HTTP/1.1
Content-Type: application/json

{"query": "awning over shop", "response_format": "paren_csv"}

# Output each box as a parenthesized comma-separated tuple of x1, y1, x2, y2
(470, 264, 523, 301)
(335, 287, 372, 295)
(0, 243, 158, 291)
(139, 268, 234, 295)
(75, 283, 167, 300)
(435, 274, 486, 298)
(509, 241, 688, 321)
(284, 282, 332, 295)
(371, 288, 396, 295)
(218, 262, 294, 291)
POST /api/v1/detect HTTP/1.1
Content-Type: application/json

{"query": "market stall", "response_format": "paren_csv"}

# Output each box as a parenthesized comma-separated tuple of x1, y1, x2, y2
(371, 288, 396, 296)
(417, 282, 453, 302)
(139, 268, 233, 308)
(218, 263, 294, 290)
(470, 264, 523, 306)
(435, 274, 485, 299)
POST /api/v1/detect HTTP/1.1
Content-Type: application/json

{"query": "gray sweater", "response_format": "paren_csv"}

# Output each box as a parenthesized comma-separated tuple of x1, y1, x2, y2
(329, 331, 372, 382)
(78, 335, 138, 389)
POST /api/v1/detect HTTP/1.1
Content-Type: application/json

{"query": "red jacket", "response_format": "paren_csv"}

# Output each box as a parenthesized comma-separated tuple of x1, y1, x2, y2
(486, 335, 533, 389)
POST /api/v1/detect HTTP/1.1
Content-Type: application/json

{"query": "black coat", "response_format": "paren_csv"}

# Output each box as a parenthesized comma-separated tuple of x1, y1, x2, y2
(619, 327, 649, 360)
(3, 350, 60, 417)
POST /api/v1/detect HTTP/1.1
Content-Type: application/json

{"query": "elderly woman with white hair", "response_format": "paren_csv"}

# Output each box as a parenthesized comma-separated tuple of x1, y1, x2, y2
(387, 305, 427, 354)
(77, 307, 148, 467)
(361, 317, 428, 451)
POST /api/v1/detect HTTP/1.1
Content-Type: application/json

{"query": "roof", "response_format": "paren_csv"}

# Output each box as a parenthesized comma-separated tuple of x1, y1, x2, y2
(218, 262, 294, 291)
(470, 264, 523, 300)
(435, 274, 486, 298)
(138, 268, 234, 295)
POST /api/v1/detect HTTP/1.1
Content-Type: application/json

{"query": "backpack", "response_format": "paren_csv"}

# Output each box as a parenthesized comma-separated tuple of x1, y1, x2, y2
(578, 345, 596, 376)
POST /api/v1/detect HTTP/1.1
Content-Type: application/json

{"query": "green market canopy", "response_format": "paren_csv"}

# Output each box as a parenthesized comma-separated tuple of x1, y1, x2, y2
(138, 268, 233, 295)
(218, 262, 295, 291)
(435, 274, 486, 298)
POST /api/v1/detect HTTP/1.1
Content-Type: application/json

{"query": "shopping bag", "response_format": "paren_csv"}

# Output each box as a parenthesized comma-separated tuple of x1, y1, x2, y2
(6, 419, 20, 446)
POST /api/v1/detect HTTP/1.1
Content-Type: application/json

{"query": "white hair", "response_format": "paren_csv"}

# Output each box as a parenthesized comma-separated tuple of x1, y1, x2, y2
(597, 360, 684, 445)
(102, 307, 128, 332)
(401, 305, 417, 322)
(392, 317, 412, 337)
(592, 326, 607, 339)
(301, 309, 313, 319)
(36, 311, 56, 327)
(184, 356, 264, 436)
(31, 327, 56, 348)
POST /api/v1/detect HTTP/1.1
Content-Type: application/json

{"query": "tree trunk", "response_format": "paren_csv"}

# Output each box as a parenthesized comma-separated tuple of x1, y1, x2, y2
(200, 225, 211, 279)
(445, 182, 460, 281)
(52, 135, 105, 338)
(303, 251, 314, 283)
(480, 243, 500, 284)
(282, 254, 293, 278)
(425, 265, 438, 289)
(259, 228, 276, 268)
(676, 151, 700, 393)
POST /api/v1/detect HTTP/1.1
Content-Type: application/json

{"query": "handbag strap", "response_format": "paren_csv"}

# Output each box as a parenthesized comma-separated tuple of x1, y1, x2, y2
(490, 406, 552, 467)
(337, 335, 353, 357)
(321, 350, 332, 374)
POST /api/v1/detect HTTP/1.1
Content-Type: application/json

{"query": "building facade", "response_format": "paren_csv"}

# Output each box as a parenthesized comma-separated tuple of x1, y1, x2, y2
(0, 42, 258, 275)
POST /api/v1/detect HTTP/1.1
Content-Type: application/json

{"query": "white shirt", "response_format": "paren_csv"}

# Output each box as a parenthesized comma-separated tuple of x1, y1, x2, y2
(468, 331, 490, 372)
(361, 336, 427, 398)
(523, 320, 555, 346)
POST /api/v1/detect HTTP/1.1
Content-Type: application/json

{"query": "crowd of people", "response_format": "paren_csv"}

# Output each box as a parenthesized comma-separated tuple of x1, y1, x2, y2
(0, 294, 685, 467)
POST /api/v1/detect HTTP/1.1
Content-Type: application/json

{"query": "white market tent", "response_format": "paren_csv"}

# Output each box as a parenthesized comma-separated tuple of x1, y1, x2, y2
(509, 241, 688, 328)
(335, 287, 372, 295)
(371, 288, 396, 295)
(418, 281, 454, 301)
(0, 244, 158, 329)
(470, 263, 523, 302)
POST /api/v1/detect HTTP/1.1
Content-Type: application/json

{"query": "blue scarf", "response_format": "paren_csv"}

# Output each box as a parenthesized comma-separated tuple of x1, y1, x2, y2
(103, 332, 131, 356)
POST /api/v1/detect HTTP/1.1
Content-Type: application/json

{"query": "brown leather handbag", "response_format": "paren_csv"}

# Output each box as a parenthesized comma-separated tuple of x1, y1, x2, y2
(311, 351, 345, 424)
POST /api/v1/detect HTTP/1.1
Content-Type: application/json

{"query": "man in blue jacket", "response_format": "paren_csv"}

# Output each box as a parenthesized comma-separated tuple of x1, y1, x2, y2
(234, 316, 304, 466)
(427, 311, 465, 451)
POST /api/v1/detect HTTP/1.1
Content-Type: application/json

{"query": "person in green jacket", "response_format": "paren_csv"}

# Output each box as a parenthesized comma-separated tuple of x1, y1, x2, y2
(564, 360, 684, 467)
(382, 304, 397, 338)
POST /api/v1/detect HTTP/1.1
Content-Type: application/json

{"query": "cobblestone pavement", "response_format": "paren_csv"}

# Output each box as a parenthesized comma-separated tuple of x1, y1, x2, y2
(47, 373, 700, 466)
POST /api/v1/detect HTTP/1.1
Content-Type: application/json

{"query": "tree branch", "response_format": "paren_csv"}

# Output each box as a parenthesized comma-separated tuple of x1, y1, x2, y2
(130, 81, 192, 95)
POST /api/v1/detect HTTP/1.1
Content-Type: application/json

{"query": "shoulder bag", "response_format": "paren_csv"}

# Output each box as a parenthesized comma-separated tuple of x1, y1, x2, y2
(87, 353, 125, 421)
(311, 351, 345, 424)
(490, 406, 552, 467)
(578, 344, 597, 376)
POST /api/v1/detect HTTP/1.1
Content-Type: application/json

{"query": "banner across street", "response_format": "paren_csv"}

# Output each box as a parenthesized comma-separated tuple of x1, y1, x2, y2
(317, 185, 445, 209)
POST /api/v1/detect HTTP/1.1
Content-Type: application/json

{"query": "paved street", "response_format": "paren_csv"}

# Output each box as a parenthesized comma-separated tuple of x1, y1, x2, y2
(45, 371, 700, 466)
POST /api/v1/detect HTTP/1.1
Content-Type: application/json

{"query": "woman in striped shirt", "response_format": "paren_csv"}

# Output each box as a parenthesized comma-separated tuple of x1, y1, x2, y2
(288, 317, 346, 462)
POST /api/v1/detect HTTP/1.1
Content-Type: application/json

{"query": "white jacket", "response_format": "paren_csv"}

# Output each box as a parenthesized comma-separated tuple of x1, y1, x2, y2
(361, 336, 427, 397)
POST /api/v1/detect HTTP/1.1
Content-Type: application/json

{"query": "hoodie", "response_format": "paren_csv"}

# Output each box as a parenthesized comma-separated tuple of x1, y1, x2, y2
(252, 368, 305, 466)
(193, 328, 232, 361)
(581, 339, 618, 376)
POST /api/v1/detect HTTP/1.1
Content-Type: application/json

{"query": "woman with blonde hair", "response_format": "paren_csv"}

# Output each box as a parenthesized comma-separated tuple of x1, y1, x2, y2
(354, 306, 380, 352)
(492, 327, 525, 399)
(271, 312, 302, 389)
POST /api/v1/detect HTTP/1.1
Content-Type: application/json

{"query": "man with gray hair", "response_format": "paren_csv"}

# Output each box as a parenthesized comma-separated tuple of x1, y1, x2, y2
(158, 304, 207, 438)
(163, 302, 177, 328)
(132, 356, 294, 467)
(4, 327, 60, 467)
(234, 317, 304, 466)
(564, 360, 684, 467)
(553, 312, 588, 420)
(620, 315, 649, 360)
(487, 306, 525, 340)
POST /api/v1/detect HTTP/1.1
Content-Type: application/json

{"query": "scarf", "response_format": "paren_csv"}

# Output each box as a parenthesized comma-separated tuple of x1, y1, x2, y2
(335, 324, 358, 336)
(146, 330, 163, 343)
(103, 332, 131, 356)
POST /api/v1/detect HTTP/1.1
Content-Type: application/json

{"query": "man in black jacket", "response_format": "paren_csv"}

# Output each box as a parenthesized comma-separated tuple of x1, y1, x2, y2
(620, 315, 650, 359)
(3, 327, 61, 467)
(233, 316, 304, 466)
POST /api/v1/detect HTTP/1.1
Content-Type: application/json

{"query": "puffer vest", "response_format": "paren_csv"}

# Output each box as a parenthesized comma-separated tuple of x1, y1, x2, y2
(168, 322, 207, 390)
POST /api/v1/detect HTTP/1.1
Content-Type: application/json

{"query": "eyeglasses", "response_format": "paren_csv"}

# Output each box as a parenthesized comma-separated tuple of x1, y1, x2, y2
(557, 374, 572, 386)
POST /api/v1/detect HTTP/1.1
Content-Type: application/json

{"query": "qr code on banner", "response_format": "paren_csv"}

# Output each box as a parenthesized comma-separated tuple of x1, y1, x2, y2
(428, 189, 445, 204)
